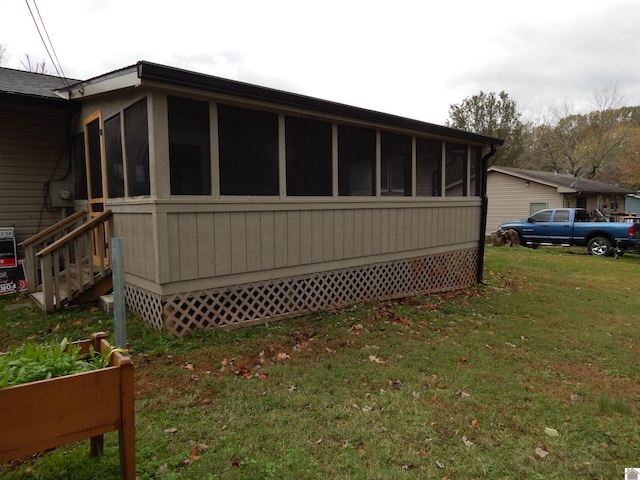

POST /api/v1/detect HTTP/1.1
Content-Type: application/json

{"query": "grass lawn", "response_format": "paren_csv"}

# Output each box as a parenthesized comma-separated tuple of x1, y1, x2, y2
(1, 245, 639, 479)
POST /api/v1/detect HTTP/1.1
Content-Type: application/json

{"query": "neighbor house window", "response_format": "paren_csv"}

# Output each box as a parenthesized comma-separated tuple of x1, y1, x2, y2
(218, 104, 279, 195)
(416, 138, 441, 196)
(285, 116, 332, 196)
(380, 131, 411, 196)
(530, 203, 547, 215)
(104, 113, 125, 198)
(338, 124, 375, 196)
(124, 98, 150, 196)
(168, 95, 211, 195)
(445, 142, 467, 196)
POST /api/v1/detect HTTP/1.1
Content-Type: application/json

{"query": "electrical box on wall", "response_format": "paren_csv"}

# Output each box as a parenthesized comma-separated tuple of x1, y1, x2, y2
(49, 181, 75, 208)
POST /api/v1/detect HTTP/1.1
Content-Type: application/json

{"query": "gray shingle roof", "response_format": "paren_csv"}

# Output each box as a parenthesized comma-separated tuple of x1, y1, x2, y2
(490, 166, 634, 194)
(0, 67, 78, 101)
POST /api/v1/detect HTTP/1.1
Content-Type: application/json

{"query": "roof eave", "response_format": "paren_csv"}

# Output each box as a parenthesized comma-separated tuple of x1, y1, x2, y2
(0, 91, 80, 110)
(136, 61, 504, 146)
(56, 66, 141, 100)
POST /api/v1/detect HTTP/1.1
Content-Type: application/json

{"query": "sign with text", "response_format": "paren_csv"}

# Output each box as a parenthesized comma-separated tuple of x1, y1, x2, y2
(0, 260, 27, 295)
(0, 227, 17, 269)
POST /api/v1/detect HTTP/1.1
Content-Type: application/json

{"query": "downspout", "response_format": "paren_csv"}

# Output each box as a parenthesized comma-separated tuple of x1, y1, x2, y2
(476, 143, 498, 284)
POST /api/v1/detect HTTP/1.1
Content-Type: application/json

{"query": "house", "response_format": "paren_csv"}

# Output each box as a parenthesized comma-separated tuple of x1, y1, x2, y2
(1, 62, 503, 336)
(624, 194, 640, 216)
(487, 166, 635, 234)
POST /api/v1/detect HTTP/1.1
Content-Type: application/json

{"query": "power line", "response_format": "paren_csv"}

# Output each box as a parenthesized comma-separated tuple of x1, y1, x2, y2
(23, 0, 69, 86)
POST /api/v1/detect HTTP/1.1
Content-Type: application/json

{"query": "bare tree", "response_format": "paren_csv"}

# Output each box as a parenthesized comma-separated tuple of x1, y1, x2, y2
(532, 86, 632, 179)
(20, 54, 49, 74)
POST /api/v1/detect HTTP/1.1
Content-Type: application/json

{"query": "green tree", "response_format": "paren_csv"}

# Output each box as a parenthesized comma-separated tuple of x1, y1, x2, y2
(446, 91, 524, 167)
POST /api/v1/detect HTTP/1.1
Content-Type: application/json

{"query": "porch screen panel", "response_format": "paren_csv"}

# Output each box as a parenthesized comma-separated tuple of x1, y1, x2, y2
(86, 119, 103, 199)
(71, 133, 87, 200)
(124, 98, 150, 197)
(469, 146, 481, 196)
(104, 113, 125, 198)
(338, 124, 375, 196)
(218, 104, 279, 195)
(416, 138, 441, 196)
(285, 116, 332, 196)
(381, 131, 411, 196)
(445, 142, 466, 196)
(168, 96, 211, 195)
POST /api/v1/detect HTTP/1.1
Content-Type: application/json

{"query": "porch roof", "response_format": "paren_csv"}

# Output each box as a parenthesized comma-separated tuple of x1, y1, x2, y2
(57, 61, 504, 147)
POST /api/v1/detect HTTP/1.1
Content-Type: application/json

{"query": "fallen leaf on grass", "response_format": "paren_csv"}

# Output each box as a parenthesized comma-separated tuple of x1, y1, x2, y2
(544, 427, 559, 437)
(164, 428, 178, 434)
(325, 347, 336, 355)
(462, 436, 474, 447)
(455, 390, 471, 397)
(276, 352, 291, 361)
(535, 447, 549, 458)
(369, 355, 386, 364)
(184, 443, 209, 465)
(470, 419, 479, 428)
(388, 380, 403, 389)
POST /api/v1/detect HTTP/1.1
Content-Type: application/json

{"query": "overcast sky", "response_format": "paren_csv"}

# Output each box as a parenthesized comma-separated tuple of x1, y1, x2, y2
(2, 0, 639, 124)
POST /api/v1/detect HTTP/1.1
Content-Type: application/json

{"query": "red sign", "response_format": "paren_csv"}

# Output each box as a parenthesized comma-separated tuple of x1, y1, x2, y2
(0, 260, 27, 295)
(0, 227, 17, 269)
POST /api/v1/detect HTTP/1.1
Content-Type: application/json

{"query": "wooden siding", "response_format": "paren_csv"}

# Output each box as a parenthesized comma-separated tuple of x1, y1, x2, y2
(0, 103, 71, 254)
(486, 172, 563, 234)
(157, 201, 481, 290)
(112, 212, 157, 282)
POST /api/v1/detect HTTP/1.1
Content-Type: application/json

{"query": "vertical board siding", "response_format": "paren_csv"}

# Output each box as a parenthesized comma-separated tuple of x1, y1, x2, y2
(115, 213, 156, 280)
(197, 213, 215, 278)
(164, 204, 481, 282)
(214, 213, 232, 276)
(260, 211, 275, 270)
(245, 212, 262, 272)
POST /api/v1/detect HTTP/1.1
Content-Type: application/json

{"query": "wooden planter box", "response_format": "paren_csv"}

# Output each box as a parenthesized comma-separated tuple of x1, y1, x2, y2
(0, 332, 135, 479)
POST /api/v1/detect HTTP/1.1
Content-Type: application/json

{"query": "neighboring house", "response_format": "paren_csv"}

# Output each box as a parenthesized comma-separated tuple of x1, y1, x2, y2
(487, 166, 635, 234)
(1, 62, 503, 336)
(0, 68, 80, 252)
(624, 194, 640, 215)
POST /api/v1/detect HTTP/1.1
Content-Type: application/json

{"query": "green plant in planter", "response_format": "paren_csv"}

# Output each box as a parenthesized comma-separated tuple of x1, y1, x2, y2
(0, 337, 118, 388)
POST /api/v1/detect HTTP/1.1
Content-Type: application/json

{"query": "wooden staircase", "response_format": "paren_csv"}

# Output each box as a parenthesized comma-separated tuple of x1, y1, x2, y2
(19, 210, 113, 312)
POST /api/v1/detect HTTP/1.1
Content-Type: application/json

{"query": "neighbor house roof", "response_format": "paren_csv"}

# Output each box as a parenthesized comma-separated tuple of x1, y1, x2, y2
(0, 67, 79, 108)
(56, 61, 504, 147)
(489, 166, 634, 194)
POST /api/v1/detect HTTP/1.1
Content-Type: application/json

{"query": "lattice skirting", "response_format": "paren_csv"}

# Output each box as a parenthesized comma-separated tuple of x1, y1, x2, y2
(125, 248, 479, 337)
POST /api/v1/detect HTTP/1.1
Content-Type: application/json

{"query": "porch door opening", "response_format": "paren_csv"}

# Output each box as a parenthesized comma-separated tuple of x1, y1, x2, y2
(84, 111, 110, 266)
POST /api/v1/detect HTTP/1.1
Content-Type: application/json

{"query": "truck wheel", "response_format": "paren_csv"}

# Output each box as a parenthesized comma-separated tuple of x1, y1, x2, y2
(587, 236, 612, 256)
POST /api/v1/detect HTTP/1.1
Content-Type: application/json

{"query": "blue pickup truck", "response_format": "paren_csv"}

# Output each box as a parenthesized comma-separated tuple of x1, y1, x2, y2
(498, 208, 640, 256)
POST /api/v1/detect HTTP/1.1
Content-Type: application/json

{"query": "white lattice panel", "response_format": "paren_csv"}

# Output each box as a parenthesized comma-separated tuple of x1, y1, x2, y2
(127, 249, 478, 337)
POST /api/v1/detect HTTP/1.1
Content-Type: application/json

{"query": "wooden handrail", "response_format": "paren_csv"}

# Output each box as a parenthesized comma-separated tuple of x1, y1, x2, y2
(37, 210, 112, 258)
(19, 210, 87, 248)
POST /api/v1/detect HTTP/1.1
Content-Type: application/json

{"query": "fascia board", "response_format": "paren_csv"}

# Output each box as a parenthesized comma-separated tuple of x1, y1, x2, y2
(56, 71, 141, 100)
